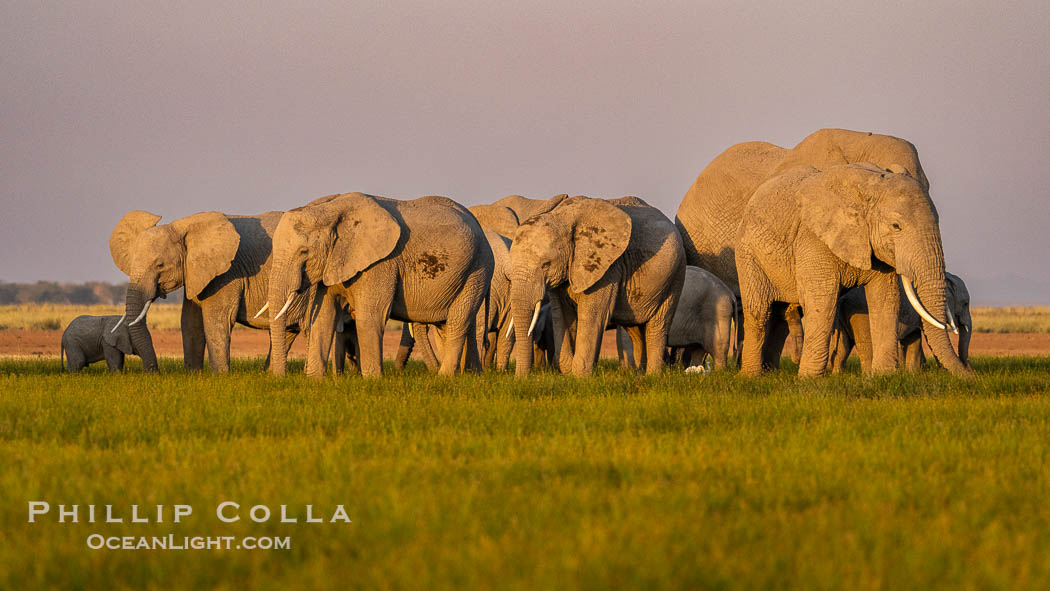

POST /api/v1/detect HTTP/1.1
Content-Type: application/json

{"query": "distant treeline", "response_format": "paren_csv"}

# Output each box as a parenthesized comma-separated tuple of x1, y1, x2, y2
(0, 281, 184, 305)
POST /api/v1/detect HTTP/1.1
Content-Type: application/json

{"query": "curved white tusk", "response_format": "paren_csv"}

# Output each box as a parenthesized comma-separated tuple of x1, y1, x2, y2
(128, 299, 152, 327)
(505, 318, 514, 339)
(526, 302, 541, 337)
(110, 312, 126, 333)
(408, 323, 415, 339)
(901, 276, 947, 331)
(272, 295, 295, 321)
(945, 305, 959, 335)
(253, 302, 269, 319)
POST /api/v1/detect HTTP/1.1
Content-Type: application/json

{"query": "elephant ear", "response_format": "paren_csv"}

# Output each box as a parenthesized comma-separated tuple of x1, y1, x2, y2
(798, 167, 874, 270)
(559, 197, 632, 293)
(102, 318, 135, 355)
(523, 194, 569, 224)
(170, 212, 241, 300)
(322, 193, 402, 286)
(110, 211, 162, 275)
(469, 205, 520, 238)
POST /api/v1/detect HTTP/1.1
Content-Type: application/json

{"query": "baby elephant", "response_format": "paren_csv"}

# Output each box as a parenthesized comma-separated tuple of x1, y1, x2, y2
(61, 315, 154, 372)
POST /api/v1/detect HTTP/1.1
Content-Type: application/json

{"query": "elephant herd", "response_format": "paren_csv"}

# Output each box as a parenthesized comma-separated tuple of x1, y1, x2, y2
(61, 128, 972, 378)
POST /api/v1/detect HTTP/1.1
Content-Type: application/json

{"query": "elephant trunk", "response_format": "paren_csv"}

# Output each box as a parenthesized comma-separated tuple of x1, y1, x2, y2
(123, 283, 158, 372)
(267, 258, 295, 376)
(510, 273, 544, 378)
(913, 273, 971, 376)
(957, 310, 972, 367)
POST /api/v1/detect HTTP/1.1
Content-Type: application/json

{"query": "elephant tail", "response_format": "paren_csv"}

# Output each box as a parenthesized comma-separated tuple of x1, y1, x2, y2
(60, 341, 65, 372)
(729, 297, 739, 363)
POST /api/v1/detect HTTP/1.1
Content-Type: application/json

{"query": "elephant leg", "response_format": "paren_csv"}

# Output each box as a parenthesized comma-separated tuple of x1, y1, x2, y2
(103, 346, 124, 372)
(482, 331, 497, 369)
(202, 307, 234, 373)
(394, 323, 414, 371)
(355, 312, 389, 379)
(181, 298, 206, 371)
(552, 293, 577, 374)
(797, 287, 839, 378)
(414, 324, 441, 371)
(901, 331, 923, 371)
(863, 273, 902, 374)
(66, 348, 87, 372)
(847, 311, 873, 373)
(333, 334, 346, 375)
(615, 326, 630, 369)
(495, 323, 513, 372)
(305, 299, 336, 378)
(627, 325, 648, 372)
(570, 286, 616, 377)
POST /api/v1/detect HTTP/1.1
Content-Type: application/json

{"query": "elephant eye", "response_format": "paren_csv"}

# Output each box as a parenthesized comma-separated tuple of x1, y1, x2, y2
(891, 222, 902, 232)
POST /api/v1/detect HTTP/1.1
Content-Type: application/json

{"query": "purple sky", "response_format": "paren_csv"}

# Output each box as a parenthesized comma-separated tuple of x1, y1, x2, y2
(2, 1, 1047, 304)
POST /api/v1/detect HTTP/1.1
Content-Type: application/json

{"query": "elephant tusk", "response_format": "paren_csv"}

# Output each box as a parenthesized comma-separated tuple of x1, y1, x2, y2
(526, 302, 541, 338)
(272, 295, 295, 321)
(110, 312, 126, 333)
(253, 302, 269, 319)
(128, 299, 152, 327)
(408, 323, 415, 340)
(945, 305, 959, 335)
(505, 318, 514, 339)
(901, 276, 947, 331)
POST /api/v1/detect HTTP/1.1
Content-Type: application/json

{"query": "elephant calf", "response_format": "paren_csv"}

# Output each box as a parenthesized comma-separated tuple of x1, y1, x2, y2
(61, 315, 155, 372)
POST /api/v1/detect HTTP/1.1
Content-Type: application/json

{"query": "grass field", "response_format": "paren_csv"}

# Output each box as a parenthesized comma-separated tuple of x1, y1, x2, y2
(2, 357, 1050, 589)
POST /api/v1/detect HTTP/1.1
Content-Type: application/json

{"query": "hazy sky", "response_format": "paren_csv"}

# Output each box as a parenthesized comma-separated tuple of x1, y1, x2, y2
(2, 1, 1047, 304)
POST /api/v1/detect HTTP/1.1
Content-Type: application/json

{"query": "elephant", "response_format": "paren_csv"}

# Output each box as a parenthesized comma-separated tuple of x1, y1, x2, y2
(60, 314, 153, 372)
(394, 227, 514, 371)
(509, 195, 686, 377)
(829, 272, 971, 373)
(109, 210, 316, 373)
(618, 266, 738, 371)
(265, 192, 493, 378)
(675, 128, 931, 369)
(734, 163, 970, 377)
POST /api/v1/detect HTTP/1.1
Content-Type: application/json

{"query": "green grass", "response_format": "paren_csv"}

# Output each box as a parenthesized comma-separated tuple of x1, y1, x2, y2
(971, 306, 1050, 334)
(2, 358, 1050, 590)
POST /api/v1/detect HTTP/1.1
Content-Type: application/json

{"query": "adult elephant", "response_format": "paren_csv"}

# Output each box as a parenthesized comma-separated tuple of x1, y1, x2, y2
(735, 163, 970, 377)
(396, 228, 514, 371)
(109, 210, 313, 372)
(509, 196, 685, 377)
(266, 192, 493, 378)
(830, 272, 971, 372)
(675, 128, 930, 368)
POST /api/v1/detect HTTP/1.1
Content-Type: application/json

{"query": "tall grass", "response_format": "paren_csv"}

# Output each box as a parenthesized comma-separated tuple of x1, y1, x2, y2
(1, 357, 1049, 589)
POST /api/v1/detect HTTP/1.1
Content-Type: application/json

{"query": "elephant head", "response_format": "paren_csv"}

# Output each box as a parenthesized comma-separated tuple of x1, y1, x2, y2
(797, 163, 968, 375)
(266, 193, 401, 375)
(109, 210, 240, 371)
(945, 271, 971, 367)
(508, 196, 632, 376)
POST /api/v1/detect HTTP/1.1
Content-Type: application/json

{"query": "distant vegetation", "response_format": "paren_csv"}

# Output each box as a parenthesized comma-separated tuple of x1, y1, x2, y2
(0, 280, 186, 306)
(972, 306, 1050, 334)
(0, 303, 183, 331)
